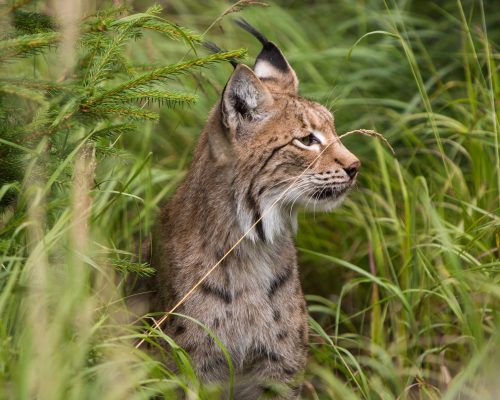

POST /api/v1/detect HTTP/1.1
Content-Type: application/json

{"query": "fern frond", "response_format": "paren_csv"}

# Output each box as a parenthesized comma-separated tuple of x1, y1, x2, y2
(86, 49, 246, 106)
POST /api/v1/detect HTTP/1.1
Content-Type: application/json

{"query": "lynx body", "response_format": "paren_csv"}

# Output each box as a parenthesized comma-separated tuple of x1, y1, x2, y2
(149, 22, 360, 399)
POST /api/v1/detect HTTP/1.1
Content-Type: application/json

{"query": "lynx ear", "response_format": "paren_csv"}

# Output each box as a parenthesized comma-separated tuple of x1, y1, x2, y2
(235, 18, 298, 94)
(221, 63, 273, 134)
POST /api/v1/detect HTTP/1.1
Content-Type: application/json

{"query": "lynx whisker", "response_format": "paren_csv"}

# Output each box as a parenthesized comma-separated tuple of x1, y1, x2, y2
(287, 189, 306, 220)
(264, 175, 302, 192)
(287, 182, 311, 220)
(312, 187, 322, 221)
(305, 184, 316, 208)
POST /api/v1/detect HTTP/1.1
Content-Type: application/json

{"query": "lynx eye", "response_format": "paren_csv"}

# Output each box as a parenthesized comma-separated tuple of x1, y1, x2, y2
(293, 133, 321, 149)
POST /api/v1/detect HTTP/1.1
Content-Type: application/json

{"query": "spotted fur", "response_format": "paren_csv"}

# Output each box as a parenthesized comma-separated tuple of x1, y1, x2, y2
(144, 23, 360, 399)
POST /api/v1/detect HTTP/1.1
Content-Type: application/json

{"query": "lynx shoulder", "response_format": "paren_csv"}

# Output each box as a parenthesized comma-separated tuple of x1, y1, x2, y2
(148, 20, 360, 399)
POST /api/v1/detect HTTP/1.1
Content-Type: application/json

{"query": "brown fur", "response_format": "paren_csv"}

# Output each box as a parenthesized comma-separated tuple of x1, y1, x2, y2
(142, 34, 360, 399)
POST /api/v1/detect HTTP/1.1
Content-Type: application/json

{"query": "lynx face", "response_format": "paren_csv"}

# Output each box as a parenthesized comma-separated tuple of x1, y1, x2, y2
(235, 93, 359, 210)
(211, 30, 360, 242)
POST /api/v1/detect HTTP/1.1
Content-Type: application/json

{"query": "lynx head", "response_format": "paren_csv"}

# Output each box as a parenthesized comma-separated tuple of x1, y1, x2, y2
(208, 20, 360, 243)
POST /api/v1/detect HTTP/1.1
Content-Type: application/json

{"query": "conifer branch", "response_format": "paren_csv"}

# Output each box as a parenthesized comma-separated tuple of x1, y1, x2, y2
(83, 27, 133, 86)
(118, 90, 198, 106)
(0, 32, 59, 62)
(112, 260, 155, 276)
(85, 49, 246, 106)
(83, 104, 160, 120)
(0, 0, 33, 17)
(0, 83, 46, 103)
(141, 20, 201, 44)
(1, 78, 79, 95)
(90, 123, 136, 139)
(12, 10, 54, 34)
(83, 4, 130, 22)
(0, 2, 246, 208)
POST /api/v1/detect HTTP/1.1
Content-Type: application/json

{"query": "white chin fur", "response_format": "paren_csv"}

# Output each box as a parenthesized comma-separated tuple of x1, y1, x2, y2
(238, 189, 347, 244)
(284, 193, 346, 213)
(307, 193, 347, 212)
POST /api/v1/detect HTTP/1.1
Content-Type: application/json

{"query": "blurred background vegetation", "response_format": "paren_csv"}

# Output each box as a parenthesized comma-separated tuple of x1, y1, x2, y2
(0, 0, 499, 399)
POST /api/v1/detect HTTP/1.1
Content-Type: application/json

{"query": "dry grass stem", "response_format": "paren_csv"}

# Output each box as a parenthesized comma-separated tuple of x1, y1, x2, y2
(339, 129, 395, 154)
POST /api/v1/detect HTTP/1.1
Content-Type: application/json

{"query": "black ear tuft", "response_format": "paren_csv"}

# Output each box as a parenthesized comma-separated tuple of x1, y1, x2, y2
(234, 18, 269, 45)
(256, 42, 289, 72)
(203, 41, 238, 69)
(234, 18, 289, 73)
(234, 18, 298, 94)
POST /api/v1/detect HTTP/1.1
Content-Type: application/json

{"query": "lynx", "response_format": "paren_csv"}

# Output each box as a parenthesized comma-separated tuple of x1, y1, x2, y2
(146, 20, 360, 399)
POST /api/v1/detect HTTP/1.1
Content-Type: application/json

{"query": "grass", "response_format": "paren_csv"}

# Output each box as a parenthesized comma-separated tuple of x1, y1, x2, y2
(1, 0, 499, 399)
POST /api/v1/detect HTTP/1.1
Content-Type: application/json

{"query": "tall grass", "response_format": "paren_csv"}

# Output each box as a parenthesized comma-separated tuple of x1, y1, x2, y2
(1, 0, 499, 399)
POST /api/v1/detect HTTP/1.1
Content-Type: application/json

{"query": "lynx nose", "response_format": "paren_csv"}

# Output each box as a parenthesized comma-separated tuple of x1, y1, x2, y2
(344, 160, 360, 179)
